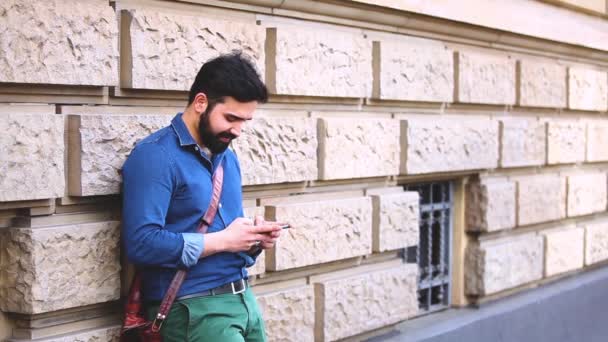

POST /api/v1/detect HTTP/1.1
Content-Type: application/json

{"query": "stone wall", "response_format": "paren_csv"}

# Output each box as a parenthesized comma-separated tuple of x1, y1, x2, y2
(1, 0, 608, 341)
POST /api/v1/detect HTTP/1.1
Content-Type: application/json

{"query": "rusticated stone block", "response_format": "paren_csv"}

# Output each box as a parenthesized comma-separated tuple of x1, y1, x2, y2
(546, 120, 586, 164)
(232, 116, 317, 185)
(68, 114, 172, 196)
(0, 113, 64, 201)
(265, 197, 372, 270)
(401, 115, 499, 174)
(266, 26, 372, 97)
(567, 172, 607, 217)
(35, 326, 121, 342)
(518, 61, 567, 108)
(568, 67, 608, 111)
(456, 51, 516, 105)
(371, 191, 419, 252)
(543, 226, 584, 277)
(499, 118, 545, 167)
(244, 206, 265, 276)
(373, 38, 453, 102)
(585, 220, 608, 265)
(318, 118, 400, 180)
(0, 221, 121, 314)
(315, 264, 418, 341)
(587, 120, 608, 162)
(516, 174, 566, 226)
(122, 9, 264, 90)
(257, 286, 315, 342)
(466, 178, 516, 232)
(0, 0, 118, 85)
(466, 234, 544, 295)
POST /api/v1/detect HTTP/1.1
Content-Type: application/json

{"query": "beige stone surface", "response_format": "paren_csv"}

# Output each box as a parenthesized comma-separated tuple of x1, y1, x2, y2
(466, 178, 516, 232)
(244, 206, 266, 276)
(375, 37, 453, 102)
(556, 0, 607, 13)
(315, 264, 418, 341)
(499, 117, 546, 167)
(568, 67, 608, 111)
(567, 172, 607, 217)
(546, 120, 586, 164)
(0, 113, 64, 201)
(585, 220, 608, 265)
(318, 118, 400, 180)
(456, 51, 516, 105)
(257, 286, 315, 342)
(543, 226, 584, 276)
(68, 114, 172, 196)
(587, 120, 608, 162)
(518, 61, 567, 108)
(265, 197, 372, 270)
(0, 221, 121, 314)
(371, 191, 419, 252)
(36, 326, 121, 342)
(401, 115, 499, 174)
(125, 9, 264, 90)
(466, 234, 544, 295)
(268, 25, 372, 97)
(0, 0, 118, 85)
(232, 116, 317, 185)
(516, 174, 566, 226)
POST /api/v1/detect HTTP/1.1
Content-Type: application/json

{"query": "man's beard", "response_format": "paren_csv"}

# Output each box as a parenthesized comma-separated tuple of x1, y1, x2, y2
(198, 109, 236, 154)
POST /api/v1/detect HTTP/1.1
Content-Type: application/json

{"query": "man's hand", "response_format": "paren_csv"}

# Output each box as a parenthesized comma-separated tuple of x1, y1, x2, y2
(220, 217, 282, 252)
(254, 216, 283, 250)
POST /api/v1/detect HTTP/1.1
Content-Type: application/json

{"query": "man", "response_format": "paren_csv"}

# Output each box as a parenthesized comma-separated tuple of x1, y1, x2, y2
(122, 52, 282, 342)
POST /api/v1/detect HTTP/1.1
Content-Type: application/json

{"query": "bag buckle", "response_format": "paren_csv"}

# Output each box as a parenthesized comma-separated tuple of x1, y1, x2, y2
(151, 313, 166, 332)
(231, 279, 246, 294)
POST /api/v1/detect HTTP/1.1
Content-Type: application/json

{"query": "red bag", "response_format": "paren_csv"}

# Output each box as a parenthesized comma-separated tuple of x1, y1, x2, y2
(120, 165, 224, 342)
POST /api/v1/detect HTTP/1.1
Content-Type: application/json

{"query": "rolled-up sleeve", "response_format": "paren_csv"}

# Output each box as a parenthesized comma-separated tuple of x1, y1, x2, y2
(122, 142, 186, 268)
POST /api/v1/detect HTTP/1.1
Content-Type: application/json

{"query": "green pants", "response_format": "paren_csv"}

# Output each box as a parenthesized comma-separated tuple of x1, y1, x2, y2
(146, 288, 267, 342)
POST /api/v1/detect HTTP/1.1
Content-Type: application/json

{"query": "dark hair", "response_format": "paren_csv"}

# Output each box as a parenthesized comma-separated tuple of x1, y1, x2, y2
(188, 52, 268, 105)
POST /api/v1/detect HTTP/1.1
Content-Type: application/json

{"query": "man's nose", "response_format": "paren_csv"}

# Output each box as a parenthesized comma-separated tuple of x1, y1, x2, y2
(229, 125, 241, 138)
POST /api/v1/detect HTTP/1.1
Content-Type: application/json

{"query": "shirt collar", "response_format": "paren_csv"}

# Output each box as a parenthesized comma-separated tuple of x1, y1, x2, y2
(171, 113, 197, 147)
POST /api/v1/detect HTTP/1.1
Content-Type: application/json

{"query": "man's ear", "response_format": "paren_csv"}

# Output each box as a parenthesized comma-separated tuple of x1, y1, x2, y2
(193, 93, 208, 114)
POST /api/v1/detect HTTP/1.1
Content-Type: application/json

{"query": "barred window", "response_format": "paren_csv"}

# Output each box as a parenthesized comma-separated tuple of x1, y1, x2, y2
(403, 181, 453, 314)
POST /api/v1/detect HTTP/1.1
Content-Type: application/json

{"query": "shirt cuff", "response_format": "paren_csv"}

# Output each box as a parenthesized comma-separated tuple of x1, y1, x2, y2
(179, 233, 204, 268)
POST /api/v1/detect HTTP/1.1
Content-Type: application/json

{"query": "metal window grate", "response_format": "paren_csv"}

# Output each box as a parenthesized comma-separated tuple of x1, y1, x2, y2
(403, 181, 453, 314)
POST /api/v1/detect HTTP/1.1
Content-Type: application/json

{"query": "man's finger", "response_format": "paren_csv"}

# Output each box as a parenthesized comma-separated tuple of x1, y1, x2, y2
(251, 224, 281, 233)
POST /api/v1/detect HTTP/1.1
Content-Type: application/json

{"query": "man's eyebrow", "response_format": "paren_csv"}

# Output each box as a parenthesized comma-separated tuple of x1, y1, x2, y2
(225, 112, 252, 120)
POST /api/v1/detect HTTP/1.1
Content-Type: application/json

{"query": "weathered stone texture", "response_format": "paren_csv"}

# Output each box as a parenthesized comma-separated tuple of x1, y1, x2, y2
(375, 38, 453, 102)
(466, 234, 544, 295)
(125, 9, 264, 90)
(319, 118, 400, 180)
(268, 26, 372, 97)
(244, 206, 266, 276)
(587, 120, 608, 162)
(567, 172, 607, 217)
(0, 0, 118, 85)
(0, 221, 121, 314)
(36, 326, 121, 342)
(69, 114, 172, 196)
(518, 61, 567, 108)
(265, 197, 372, 270)
(466, 178, 516, 232)
(0, 113, 64, 201)
(585, 220, 608, 265)
(401, 116, 499, 174)
(546, 120, 586, 164)
(568, 67, 608, 111)
(232, 116, 317, 185)
(499, 118, 546, 167)
(543, 226, 584, 277)
(456, 51, 516, 105)
(371, 191, 419, 252)
(257, 286, 315, 342)
(516, 174, 566, 226)
(315, 264, 418, 341)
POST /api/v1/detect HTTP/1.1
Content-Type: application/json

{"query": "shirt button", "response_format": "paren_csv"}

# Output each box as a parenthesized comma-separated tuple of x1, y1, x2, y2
(219, 203, 223, 208)
(194, 146, 199, 151)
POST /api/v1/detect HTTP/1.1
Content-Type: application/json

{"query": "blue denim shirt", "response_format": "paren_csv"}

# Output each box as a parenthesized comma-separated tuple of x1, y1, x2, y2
(122, 113, 257, 301)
